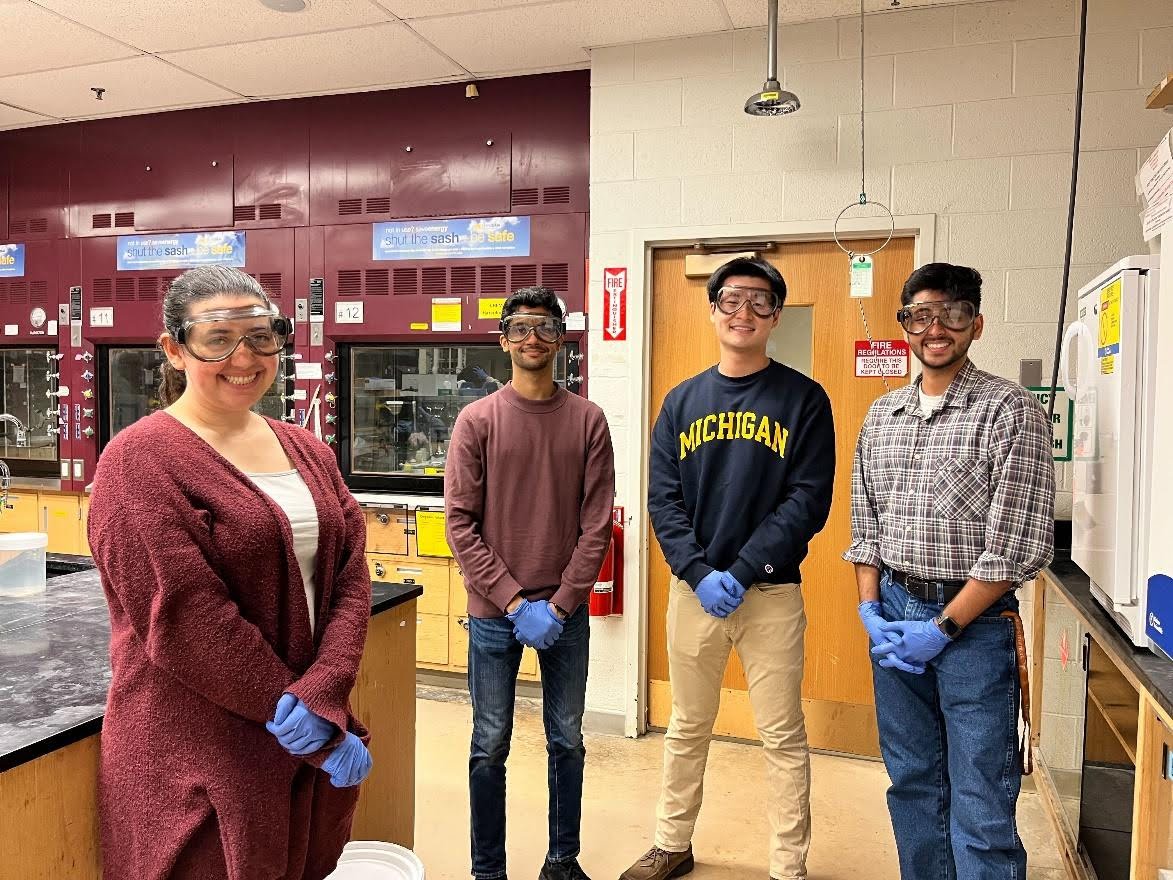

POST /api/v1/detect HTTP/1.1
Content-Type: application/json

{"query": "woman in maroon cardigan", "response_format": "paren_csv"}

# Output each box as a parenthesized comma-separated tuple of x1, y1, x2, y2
(87, 266, 373, 880)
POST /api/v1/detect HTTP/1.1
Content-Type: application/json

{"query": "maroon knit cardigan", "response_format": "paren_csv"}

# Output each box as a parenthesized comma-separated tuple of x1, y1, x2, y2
(87, 412, 372, 880)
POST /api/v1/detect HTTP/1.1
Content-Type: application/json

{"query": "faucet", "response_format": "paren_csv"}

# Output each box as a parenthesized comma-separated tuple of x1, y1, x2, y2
(0, 414, 28, 448)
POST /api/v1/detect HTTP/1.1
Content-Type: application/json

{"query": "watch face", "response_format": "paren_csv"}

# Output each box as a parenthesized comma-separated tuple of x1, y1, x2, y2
(938, 615, 961, 638)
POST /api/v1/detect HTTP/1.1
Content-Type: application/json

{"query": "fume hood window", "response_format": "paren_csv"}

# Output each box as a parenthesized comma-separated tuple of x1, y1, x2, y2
(0, 347, 58, 476)
(102, 347, 293, 447)
(345, 344, 573, 482)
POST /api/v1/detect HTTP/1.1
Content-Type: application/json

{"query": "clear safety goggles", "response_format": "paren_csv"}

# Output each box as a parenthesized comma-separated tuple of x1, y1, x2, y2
(714, 285, 779, 318)
(896, 301, 977, 335)
(499, 314, 564, 344)
(174, 304, 294, 362)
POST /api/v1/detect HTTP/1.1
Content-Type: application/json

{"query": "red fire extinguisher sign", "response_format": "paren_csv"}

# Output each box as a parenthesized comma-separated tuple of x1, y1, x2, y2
(603, 268, 627, 341)
(590, 506, 624, 617)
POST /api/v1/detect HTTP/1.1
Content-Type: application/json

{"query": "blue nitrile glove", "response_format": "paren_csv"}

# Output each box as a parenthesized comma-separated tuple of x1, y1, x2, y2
(872, 619, 952, 667)
(507, 599, 564, 650)
(718, 571, 748, 601)
(321, 732, 373, 788)
(266, 694, 337, 755)
(695, 570, 740, 618)
(859, 602, 922, 672)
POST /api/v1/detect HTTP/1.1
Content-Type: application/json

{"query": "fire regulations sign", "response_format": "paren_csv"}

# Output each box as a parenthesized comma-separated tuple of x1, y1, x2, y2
(855, 340, 910, 378)
(603, 267, 627, 341)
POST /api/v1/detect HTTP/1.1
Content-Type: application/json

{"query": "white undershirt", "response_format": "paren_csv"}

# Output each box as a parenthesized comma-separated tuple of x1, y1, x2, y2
(918, 388, 945, 421)
(246, 469, 320, 633)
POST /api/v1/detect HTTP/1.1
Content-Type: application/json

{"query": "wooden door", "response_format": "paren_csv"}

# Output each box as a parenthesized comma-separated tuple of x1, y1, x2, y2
(646, 238, 914, 756)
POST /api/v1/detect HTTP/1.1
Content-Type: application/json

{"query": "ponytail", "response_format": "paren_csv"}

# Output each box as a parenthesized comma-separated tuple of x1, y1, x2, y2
(159, 360, 186, 407)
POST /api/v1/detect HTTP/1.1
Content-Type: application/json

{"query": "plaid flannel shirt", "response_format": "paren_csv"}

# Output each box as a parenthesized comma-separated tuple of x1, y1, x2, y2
(844, 360, 1055, 584)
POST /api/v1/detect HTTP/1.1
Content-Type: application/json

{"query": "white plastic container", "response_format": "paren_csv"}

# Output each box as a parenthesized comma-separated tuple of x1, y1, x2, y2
(0, 532, 47, 598)
(327, 841, 425, 880)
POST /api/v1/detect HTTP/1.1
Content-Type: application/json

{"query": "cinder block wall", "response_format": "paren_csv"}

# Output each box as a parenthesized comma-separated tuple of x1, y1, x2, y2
(581, 0, 1171, 723)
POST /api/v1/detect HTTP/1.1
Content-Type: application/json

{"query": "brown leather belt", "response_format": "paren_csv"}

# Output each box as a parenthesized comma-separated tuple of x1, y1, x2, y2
(1001, 610, 1032, 776)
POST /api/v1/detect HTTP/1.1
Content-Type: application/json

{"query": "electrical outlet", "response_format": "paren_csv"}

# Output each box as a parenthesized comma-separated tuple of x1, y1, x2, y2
(1155, 869, 1173, 880)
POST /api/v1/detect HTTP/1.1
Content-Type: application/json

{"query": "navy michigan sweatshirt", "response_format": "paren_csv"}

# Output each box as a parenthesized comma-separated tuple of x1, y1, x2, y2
(648, 360, 836, 590)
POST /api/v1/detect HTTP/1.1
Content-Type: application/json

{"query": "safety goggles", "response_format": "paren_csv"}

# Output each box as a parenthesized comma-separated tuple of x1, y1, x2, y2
(500, 314, 563, 344)
(714, 285, 779, 318)
(174, 304, 293, 362)
(896, 301, 977, 335)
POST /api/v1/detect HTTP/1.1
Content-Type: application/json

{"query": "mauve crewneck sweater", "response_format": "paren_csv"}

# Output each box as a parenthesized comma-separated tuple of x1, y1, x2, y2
(445, 383, 616, 618)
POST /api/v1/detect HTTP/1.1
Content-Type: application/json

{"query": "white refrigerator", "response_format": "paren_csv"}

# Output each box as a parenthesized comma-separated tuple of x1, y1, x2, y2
(1061, 256, 1165, 648)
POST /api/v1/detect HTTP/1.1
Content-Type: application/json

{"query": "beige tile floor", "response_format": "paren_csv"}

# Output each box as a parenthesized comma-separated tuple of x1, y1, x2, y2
(413, 691, 1065, 880)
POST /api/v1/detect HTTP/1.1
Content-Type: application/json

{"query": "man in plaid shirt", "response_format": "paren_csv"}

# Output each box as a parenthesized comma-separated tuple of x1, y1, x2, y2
(844, 263, 1055, 879)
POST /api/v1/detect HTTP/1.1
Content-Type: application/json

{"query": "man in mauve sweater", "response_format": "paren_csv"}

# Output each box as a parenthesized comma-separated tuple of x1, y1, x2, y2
(446, 286, 616, 880)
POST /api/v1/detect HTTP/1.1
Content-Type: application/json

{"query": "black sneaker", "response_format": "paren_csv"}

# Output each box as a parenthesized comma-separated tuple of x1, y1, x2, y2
(539, 857, 591, 880)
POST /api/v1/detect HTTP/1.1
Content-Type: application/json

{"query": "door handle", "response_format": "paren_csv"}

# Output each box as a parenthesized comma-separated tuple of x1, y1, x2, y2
(374, 562, 386, 579)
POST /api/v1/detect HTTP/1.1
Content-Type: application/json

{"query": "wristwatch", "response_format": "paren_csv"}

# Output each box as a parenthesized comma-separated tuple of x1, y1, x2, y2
(551, 602, 570, 621)
(934, 614, 963, 640)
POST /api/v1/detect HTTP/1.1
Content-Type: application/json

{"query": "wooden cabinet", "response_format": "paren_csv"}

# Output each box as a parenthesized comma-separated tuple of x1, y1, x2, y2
(0, 490, 89, 555)
(364, 506, 540, 682)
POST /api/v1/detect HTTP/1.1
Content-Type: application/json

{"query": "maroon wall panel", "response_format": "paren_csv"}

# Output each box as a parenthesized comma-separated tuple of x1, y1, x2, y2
(0, 145, 9, 240)
(230, 101, 310, 229)
(3, 127, 72, 241)
(0, 238, 63, 342)
(70, 117, 145, 238)
(133, 107, 234, 232)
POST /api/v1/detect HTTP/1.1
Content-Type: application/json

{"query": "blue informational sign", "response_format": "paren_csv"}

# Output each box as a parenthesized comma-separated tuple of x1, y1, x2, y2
(1147, 573, 1173, 659)
(0, 243, 25, 278)
(117, 231, 246, 272)
(372, 216, 530, 261)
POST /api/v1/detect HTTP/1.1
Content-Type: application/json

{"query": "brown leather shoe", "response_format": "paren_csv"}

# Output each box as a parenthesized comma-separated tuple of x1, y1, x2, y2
(618, 845, 694, 880)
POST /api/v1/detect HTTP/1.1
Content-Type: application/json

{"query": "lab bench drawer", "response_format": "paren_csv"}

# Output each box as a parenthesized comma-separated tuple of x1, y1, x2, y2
(369, 556, 449, 616)
(364, 506, 409, 555)
(417, 613, 449, 666)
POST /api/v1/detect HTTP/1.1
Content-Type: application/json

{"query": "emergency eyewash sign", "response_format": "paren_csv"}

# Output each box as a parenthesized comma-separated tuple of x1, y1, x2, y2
(1028, 387, 1074, 462)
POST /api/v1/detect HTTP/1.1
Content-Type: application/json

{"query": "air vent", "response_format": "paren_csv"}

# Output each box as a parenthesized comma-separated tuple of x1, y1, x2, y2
(451, 266, 476, 293)
(480, 265, 507, 295)
(115, 278, 136, 302)
(338, 199, 362, 216)
(543, 186, 571, 204)
(9, 282, 27, 304)
(8, 220, 27, 235)
(93, 279, 113, 304)
(541, 263, 569, 292)
(114, 212, 134, 228)
(30, 281, 48, 304)
(511, 188, 539, 207)
(29, 218, 48, 234)
(137, 277, 160, 301)
(234, 205, 257, 223)
(366, 197, 391, 214)
(365, 269, 389, 296)
(393, 268, 418, 296)
(0, 282, 7, 303)
(510, 265, 537, 289)
(258, 204, 282, 221)
(422, 267, 447, 296)
(92, 213, 113, 230)
(258, 273, 283, 299)
(337, 269, 361, 297)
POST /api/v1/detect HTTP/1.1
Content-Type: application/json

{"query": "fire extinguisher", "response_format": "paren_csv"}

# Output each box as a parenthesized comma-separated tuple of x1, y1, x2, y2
(590, 508, 624, 617)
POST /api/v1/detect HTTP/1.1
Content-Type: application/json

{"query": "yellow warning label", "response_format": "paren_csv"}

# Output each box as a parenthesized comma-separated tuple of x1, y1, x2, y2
(431, 298, 461, 331)
(414, 509, 453, 558)
(1098, 279, 1121, 357)
(410, 323, 429, 331)
(1101, 354, 1115, 375)
(478, 298, 506, 320)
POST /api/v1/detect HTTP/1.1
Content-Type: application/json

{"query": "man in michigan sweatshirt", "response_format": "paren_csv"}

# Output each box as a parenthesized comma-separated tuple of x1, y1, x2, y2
(621, 258, 835, 880)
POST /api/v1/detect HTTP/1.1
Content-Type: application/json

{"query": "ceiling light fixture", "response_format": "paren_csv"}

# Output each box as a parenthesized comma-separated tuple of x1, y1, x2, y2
(260, 0, 308, 11)
(743, 0, 801, 116)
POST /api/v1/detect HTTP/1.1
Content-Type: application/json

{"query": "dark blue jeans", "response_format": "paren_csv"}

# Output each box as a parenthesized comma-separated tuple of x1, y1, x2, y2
(873, 570, 1027, 880)
(468, 606, 590, 880)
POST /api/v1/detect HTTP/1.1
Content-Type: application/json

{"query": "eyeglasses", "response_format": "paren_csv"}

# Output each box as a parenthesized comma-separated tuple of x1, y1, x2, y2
(896, 301, 977, 335)
(714, 285, 779, 318)
(175, 304, 293, 362)
(500, 315, 563, 344)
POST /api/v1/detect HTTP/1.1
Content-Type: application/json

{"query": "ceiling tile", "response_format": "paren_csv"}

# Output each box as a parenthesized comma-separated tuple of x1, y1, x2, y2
(380, 0, 554, 19)
(0, 56, 240, 120)
(412, 0, 727, 75)
(0, 2, 137, 77)
(722, 0, 972, 30)
(0, 102, 53, 130)
(162, 23, 464, 98)
(32, 0, 394, 53)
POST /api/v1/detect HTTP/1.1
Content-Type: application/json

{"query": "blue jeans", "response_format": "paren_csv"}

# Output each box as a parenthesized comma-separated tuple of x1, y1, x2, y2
(468, 606, 590, 880)
(873, 570, 1027, 880)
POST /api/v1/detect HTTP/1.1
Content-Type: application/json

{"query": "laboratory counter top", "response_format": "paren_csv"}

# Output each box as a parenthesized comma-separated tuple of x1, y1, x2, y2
(0, 565, 421, 774)
(1042, 552, 1173, 720)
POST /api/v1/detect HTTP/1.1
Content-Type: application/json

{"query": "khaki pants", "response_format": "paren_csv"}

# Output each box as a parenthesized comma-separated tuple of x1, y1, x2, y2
(655, 576, 810, 880)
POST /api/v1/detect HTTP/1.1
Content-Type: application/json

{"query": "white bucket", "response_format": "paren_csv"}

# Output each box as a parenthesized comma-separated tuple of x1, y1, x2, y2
(0, 532, 48, 598)
(327, 841, 425, 880)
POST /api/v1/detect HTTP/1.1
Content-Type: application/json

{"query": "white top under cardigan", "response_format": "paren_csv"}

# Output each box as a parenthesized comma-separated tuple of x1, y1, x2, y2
(246, 469, 320, 632)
